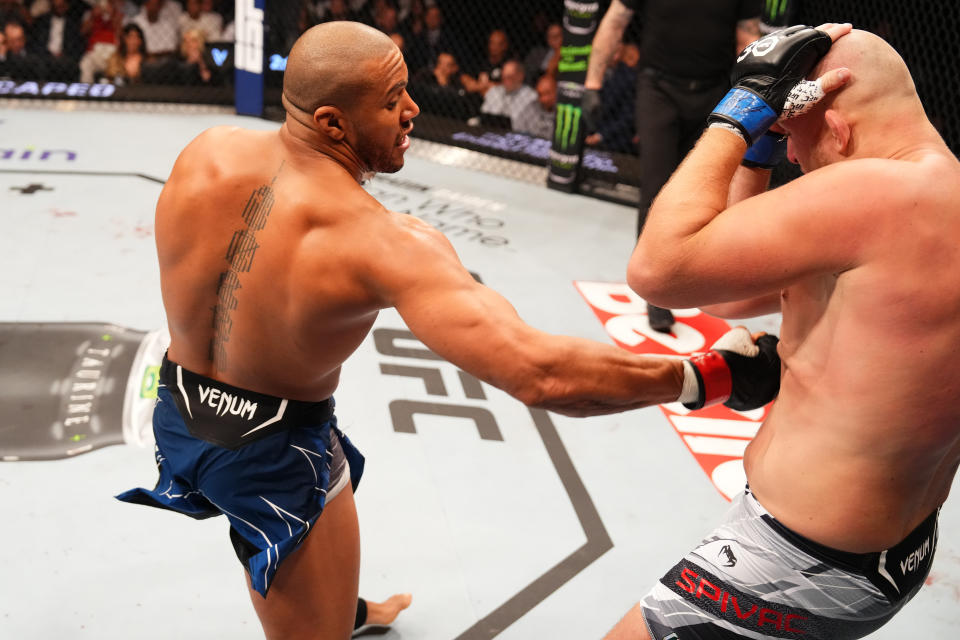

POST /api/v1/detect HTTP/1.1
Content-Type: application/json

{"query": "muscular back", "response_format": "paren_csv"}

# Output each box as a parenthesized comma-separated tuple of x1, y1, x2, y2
(157, 126, 386, 401)
(746, 152, 960, 550)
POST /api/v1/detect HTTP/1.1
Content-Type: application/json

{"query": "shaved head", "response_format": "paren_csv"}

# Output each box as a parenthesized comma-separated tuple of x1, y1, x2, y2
(283, 21, 399, 116)
(814, 29, 919, 119)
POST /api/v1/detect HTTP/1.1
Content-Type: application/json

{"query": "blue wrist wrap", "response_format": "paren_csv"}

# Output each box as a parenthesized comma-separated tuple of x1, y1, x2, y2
(742, 131, 787, 169)
(710, 88, 779, 146)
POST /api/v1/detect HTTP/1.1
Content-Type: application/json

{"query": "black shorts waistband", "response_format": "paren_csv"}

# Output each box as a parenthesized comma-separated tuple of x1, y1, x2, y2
(160, 354, 334, 449)
(761, 504, 939, 604)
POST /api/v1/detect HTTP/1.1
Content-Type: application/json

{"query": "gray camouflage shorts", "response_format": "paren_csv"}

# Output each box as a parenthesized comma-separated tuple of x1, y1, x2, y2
(641, 487, 938, 640)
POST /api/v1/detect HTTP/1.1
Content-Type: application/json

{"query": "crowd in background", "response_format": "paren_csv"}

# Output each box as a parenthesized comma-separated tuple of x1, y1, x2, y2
(267, 0, 641, 150)
(0, 0, 236, 86)
(0, 0, 644, 152)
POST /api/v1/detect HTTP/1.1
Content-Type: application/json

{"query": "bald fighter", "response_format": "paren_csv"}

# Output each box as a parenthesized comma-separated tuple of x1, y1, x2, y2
(609, 23, 960, 639)
(116, 22, 780, 639)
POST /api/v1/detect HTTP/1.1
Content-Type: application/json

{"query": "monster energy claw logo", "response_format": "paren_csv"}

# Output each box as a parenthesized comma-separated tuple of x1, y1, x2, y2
(765, 0, 789, 21)
(555, 104, 582, 151)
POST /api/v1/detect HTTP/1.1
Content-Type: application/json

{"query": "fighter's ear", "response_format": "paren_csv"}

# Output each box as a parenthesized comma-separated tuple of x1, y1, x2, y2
(824, 108, 851, 155)
(315, 106, 347, 141)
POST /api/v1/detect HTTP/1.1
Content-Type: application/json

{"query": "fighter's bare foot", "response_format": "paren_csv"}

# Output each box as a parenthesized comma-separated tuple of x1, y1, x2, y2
(364, 593, 413, 626)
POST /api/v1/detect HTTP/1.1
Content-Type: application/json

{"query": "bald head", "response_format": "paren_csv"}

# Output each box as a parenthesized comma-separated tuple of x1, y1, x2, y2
(283, 21, 399, 116)
(814, 29, 919, 120)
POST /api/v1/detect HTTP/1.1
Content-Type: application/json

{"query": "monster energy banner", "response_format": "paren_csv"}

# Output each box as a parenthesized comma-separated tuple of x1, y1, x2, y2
(547, 1, 602, 192)
(761, 0, 796, 31)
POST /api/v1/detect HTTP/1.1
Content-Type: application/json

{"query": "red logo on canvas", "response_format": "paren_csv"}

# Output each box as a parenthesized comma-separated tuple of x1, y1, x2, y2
(574, 281, 773, 500)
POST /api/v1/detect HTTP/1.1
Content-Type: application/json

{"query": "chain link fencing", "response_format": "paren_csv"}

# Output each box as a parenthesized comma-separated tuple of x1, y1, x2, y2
(1, 1, 957, 200)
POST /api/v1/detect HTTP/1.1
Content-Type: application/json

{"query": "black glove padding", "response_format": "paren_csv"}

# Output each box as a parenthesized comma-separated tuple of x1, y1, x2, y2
(581, 88, 602, 132)
(718, 334, 781, 411)
(709, 25, 832, 144)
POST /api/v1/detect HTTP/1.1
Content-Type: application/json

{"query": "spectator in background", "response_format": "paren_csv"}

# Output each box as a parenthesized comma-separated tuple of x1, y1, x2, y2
(523, 21, 562, 85)
(158, 0, 183, 23)
(513, 72, 557, 139)
(0, 1, 30, 27)
(78, 0, 122, 82)
(412, 49, 460, 92)
(1, 19, 48, 78)
(477, 59, 537, 128)
(585, 41, 640, 154)
(582, 0, 761, 332)
(462, 27, 512, 95)
(398, 0, 425, 43)
(28, 0, 51, 20)
(172, 27, 217, 84)
(312, 0, 367, 23)
(406, 3, 454, 74)
(409, 49, 477, 119)
(317, 0, 361, 24)
(178, 0, 221, 41)
(30, 0, 84, 79)
(370, 0, 397, 35)
(131, 0, 180, 59)
(102, 21, 144, 83)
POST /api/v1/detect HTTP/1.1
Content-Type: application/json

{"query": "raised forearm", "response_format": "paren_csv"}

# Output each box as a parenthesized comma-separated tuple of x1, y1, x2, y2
(632, 127, 745, 261)
(585, 0, 632, 89)
(736, 19, 761, 54)
(727, 164, 772, 207)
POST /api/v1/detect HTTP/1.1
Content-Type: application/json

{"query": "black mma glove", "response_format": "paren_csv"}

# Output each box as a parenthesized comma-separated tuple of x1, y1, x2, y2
(581, 87, 602, 132)
(708, 25, 832, 145)
(680, 327, 781, 411)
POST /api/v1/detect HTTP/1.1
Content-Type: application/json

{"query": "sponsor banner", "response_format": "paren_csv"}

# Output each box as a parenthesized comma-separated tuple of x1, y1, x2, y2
(0, 79, 232, 104)
(548, 1, 601, 192)
(0, 80, 116, 98)
(574, 281, 772, 500)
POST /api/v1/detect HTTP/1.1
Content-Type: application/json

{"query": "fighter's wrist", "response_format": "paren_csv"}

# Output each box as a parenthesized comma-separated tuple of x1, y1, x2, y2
(678, 360, 702, 406)
(742, 130, 787, 169)
(680, 352, 733, 410)
(708, 121, 749, 145)
(709, 87, 778, 146)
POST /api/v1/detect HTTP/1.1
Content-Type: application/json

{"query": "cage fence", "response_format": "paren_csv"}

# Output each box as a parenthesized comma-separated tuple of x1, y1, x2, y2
(1, 1, 958, 200)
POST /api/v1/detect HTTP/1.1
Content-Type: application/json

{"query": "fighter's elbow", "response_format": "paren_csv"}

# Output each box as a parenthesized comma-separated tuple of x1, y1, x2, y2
(627, 254, 675, 306)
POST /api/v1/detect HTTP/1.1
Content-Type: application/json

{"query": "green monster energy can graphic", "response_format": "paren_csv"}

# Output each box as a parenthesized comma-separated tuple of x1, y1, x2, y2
(548, 1, 601, 192)
(764, 0, 790, 24)
(554, 104, 582, 151)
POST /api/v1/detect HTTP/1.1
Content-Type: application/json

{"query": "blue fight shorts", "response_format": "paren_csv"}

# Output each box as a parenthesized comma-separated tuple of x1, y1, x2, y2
(116, 355, 365, 597)
(641, 487, 938, 639)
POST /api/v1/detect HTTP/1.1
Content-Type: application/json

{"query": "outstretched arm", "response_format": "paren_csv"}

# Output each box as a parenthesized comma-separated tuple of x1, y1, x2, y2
(370, 213, 779, 416)
(378, 214, 681, 416)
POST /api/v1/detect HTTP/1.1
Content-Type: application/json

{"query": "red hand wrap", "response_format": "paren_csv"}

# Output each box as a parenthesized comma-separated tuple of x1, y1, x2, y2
(688, 350, 733, 408)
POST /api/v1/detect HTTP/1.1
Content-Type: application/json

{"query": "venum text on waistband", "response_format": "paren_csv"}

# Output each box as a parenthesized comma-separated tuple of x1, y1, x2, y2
(197, 384, 258, 420)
